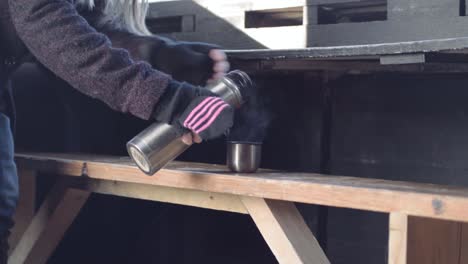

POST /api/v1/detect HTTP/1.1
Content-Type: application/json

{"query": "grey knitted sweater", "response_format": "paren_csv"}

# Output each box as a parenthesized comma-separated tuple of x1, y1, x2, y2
(1, 0, 171, 120)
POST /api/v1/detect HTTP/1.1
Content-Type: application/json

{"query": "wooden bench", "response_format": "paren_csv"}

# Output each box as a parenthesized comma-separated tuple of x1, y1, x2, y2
(9, 153, 468, 264)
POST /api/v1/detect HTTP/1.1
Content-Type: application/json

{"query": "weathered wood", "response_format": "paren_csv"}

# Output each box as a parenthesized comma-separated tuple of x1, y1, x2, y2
(226, 37, 468, 61)
(380, 54, 425, 65)
(9, 183, 90, 264)
(241, 197, 330, 264)
(9, 169, 36, 252)
(82, 179, 248, 214)
(232, 59, 468, 74)
(148, 0, 468, 49)
(14, 153, 468, 223)
(408, 217, 463, 264)
(304, 5, 318, 25)
(9, 180, 69, 264)
(245, 7, 303, 28)
(388, 0, 459, 19)
(308, 18, 468, 47)
(23, 189, 89, 264)
(388, 213, 408, 264)
(461, 224, 468, 264)
(147, 0, 308, 49)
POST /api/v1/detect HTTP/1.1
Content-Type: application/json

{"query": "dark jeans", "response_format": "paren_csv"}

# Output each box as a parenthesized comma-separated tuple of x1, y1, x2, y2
(0, 112, 18, 238)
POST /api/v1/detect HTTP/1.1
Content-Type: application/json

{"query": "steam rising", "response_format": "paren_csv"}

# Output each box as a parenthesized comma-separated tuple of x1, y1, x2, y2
(227, 81, 271, 143)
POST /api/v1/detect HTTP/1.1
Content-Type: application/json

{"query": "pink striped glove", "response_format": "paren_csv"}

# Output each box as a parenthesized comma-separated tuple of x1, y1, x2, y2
(153, 81, 234, 140)
(178, 96, 234, 140)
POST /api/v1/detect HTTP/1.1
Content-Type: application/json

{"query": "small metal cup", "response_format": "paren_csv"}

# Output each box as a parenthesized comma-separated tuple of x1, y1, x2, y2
(227, 142, 262, 173)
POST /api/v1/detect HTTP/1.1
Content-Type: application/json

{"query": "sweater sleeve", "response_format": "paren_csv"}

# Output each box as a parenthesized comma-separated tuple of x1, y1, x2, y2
(8, 0, 171, 120)
(98, 29, 171, 66)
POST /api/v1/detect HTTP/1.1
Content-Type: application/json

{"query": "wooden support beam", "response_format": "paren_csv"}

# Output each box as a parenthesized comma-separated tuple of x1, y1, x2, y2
(389, 213, 408, 264)
(9, 183, 90, 264)
(82, 179, 248, 214)
(241, 197, 330, 264)
(9, 169, 36, 252)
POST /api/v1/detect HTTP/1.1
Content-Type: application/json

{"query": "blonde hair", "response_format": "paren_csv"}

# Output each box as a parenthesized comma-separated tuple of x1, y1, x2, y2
(76, 0, 151, 36)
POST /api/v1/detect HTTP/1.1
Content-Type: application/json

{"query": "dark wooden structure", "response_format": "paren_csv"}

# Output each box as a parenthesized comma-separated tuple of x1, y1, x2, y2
(147, 0, 468, 48)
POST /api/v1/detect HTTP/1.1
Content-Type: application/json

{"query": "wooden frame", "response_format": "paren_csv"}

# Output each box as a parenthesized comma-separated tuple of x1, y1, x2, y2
(9, 162, 329, 264)
(11, 153, 468, 263)
(10, 178, 90, 264)
(9, 169, 36, 252)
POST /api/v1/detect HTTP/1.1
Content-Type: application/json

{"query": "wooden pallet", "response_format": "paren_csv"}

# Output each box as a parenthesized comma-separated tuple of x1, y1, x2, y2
(147, 0, 468, 49)
(9, 153, 468, 263)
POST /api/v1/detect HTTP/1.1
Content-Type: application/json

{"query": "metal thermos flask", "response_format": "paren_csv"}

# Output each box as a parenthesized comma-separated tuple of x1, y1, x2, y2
(127, 70, 252, 175)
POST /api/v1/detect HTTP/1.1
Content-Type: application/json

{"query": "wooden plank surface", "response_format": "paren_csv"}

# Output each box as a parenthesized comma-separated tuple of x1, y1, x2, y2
(242, 198, 330, 264)
(407, 217, 462, 264)
(388, 213, 408, 264)
(15, 153, 468, 222)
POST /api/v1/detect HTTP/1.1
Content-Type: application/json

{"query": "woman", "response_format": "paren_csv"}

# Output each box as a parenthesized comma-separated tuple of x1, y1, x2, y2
(0, 0, 233, 260)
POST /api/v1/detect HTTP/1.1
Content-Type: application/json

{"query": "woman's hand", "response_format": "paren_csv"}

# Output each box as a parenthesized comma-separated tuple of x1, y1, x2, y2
(151, 42, 230, 86)
(153, 81, 234, 143)
(181, 132, 202, 145)
(208, 49, 230, 82)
